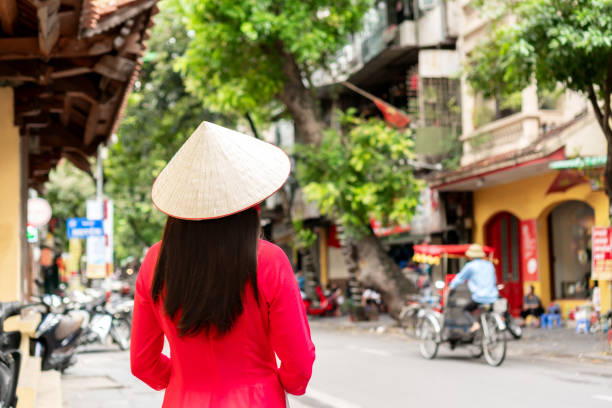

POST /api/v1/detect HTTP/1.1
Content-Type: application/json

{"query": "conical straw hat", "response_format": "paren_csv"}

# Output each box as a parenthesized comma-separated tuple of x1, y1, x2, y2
(152, 121, 291, 220)
(465, 243, 486, 258)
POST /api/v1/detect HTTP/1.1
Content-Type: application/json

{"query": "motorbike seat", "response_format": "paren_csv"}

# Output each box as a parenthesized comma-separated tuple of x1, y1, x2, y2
(54, 316, 83, 340)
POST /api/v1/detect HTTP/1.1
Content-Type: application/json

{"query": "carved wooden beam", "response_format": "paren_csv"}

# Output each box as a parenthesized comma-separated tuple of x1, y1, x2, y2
(83, 102, 99, 146)
(0, 0, 18, 35)
(62, 148, 92, 175)
(0, 35, 113, 60)
(35, 0, 61, 57)
(93, 55, 136, 81)
(59, 10, 78, 37)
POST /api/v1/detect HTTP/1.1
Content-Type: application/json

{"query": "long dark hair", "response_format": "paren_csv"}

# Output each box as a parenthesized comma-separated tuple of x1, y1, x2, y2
(151, 207, 260, 337)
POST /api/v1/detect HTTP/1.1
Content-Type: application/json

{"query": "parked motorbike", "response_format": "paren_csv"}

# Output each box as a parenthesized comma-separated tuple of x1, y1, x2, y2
(29, 294, 82, 372)
(66, 290, 132, 350)
(0, 302, 23, 408)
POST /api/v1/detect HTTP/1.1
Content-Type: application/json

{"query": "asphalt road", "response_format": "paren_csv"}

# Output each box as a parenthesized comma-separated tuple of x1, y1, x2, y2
(62, 327, 612, 408)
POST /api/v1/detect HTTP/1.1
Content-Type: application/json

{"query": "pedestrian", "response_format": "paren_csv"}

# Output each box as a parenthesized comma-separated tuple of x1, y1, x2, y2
(296, 270, 306, 292)
(130, 121, 315, 407)
(520, 285, 544, 326)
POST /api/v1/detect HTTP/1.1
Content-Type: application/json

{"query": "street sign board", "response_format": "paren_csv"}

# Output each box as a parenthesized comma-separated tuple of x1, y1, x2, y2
(66, 218, 104, 239)
(27, 197, 52, 227)
(592, 227, 612, 280)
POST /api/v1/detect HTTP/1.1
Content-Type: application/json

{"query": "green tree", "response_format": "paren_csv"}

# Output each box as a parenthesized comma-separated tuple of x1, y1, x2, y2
(296, 110, 421, 315)
(466, 0, 612, 218)
(43, 160, 96, 249)
(105, 1, 230, 263)
(174, 0, 372, 144)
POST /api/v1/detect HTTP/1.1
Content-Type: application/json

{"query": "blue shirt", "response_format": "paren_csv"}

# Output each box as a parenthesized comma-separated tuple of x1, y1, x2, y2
(449, 259, 499, 304)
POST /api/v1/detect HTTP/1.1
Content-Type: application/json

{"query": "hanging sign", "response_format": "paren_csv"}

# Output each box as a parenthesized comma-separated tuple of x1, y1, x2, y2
(520, 219, 539, 281)
(592, 227, 612, 280)
(66, 218, 104, 239)
(27, 197, 52, 227)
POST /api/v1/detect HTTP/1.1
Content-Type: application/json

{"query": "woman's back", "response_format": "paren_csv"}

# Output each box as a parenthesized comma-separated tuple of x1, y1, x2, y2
(131, 239, 315, 407)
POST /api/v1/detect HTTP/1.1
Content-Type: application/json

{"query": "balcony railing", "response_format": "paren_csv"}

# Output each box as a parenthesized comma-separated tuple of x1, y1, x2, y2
(460, 110, 565, 166)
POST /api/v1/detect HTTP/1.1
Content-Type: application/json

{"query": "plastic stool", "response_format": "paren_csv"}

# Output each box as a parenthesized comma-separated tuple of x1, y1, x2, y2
(540, 314, 549, 328)
(545, 314, 561, 328)
(576, 318, 589, 334)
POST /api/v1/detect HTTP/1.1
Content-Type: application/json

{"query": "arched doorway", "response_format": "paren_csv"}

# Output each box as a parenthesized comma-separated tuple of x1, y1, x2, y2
(486, 212, 523, 316)
(548, 201, 594, 300)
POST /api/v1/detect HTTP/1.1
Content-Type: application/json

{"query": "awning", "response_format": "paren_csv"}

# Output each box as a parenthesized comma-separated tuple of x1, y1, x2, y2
(549, 156, 606, 170)
(412, 244, 496, 265)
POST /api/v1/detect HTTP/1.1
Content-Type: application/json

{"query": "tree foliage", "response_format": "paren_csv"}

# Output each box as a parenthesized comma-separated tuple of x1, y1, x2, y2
(466, 0, 612, 200)
(173, 0, 372, 143)
(296, 110, 423, 237)
(105, 1, 230, 262)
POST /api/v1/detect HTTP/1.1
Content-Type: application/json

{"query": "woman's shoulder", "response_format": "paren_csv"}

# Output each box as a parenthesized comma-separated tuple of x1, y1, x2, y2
(257, 239, 293, 284)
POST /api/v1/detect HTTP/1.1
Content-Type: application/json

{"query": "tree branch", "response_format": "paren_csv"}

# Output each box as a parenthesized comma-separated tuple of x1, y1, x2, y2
(603, 56, 612, 137)
(587, 83, 606, 134)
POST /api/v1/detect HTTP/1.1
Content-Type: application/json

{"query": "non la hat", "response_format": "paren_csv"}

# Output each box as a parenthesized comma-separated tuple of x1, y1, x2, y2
(465, 243, 486, 258)
(152, 121, 291, 220)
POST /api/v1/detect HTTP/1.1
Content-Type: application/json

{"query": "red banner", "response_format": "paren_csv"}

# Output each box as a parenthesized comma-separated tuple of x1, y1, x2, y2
(592, 227, 612, 280)
(520, 219, 539, 282)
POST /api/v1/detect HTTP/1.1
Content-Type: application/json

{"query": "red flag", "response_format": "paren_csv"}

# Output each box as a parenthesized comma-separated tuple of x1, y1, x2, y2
(342, 81, 411, 129)
(373, 99, 411, 129)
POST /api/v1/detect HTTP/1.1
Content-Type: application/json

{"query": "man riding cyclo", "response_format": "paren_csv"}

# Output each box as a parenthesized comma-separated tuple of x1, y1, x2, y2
(447, 244, 499, 333)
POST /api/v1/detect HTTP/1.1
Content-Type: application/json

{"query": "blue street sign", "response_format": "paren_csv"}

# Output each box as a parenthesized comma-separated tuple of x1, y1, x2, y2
(66, 218, 104, 239)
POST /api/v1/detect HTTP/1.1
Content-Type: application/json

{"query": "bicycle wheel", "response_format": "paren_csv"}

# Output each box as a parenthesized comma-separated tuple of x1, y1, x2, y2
(418, 317, 439, 359)
(482, 314, 506, 366)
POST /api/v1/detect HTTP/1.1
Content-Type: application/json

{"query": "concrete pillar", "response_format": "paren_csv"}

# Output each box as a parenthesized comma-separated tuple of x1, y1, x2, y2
(0, 87, 23, 301)
(521, 83, 540, 145)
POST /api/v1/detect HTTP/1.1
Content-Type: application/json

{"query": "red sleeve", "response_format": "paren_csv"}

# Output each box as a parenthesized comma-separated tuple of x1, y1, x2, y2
(130, 243, 171, 390)
(261, 242, 315, 395)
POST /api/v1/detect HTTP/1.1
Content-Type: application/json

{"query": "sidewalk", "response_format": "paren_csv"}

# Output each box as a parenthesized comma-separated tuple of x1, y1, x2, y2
(308, 314, 612, 364)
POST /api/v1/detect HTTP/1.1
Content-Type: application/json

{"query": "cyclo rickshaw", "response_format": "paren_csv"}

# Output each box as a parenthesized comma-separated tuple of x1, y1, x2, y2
(411, 244, 508, 367)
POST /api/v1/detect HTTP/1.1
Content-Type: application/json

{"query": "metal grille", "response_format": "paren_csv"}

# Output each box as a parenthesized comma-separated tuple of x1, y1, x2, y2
(421, 78, 461, 128)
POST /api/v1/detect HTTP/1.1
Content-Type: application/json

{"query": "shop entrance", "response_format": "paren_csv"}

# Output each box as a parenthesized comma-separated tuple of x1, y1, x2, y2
(548, 201, 594, 300)
(486, 212, 523, 316)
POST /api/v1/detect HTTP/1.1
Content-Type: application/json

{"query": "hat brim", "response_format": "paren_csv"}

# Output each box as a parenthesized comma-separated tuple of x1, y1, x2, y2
(151, 121, 291, 220)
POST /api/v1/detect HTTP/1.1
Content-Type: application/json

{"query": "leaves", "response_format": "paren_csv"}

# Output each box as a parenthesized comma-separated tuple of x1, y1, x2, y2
(296, 111, 423, 238)
(467, 0, 612, 100)
(174, 0, 372, 118)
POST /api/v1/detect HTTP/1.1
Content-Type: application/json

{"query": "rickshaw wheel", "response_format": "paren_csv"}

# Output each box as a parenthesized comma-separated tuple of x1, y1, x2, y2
(482, 315, 507, 366)
(418, 318, 439, 359)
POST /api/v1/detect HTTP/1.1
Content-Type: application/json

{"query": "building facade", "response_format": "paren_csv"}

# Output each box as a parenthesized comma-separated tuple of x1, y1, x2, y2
(429, 0, 610, 317)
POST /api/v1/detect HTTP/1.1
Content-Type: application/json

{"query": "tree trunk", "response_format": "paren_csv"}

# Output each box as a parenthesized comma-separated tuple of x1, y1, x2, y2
(586, 82, 612, 223)
(354, 227, 418, 318)
(335, 223, 366, 319)
(277, 48, 324, 145)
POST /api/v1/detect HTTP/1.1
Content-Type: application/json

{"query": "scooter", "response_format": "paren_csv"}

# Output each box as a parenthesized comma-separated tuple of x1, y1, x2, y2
(29, 294, 82, 372)
(66, 290, 132, 351)
(302, 286, 336, 316)
(0, 302, 23, 408)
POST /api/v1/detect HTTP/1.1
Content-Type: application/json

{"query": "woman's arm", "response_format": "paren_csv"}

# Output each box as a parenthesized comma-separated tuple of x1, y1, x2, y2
(130, 249, 171, 390)
(264, 244, 315, 396)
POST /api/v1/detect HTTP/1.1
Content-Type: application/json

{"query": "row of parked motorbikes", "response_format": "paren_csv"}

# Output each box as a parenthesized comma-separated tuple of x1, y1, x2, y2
(0, 282, 133, 408)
